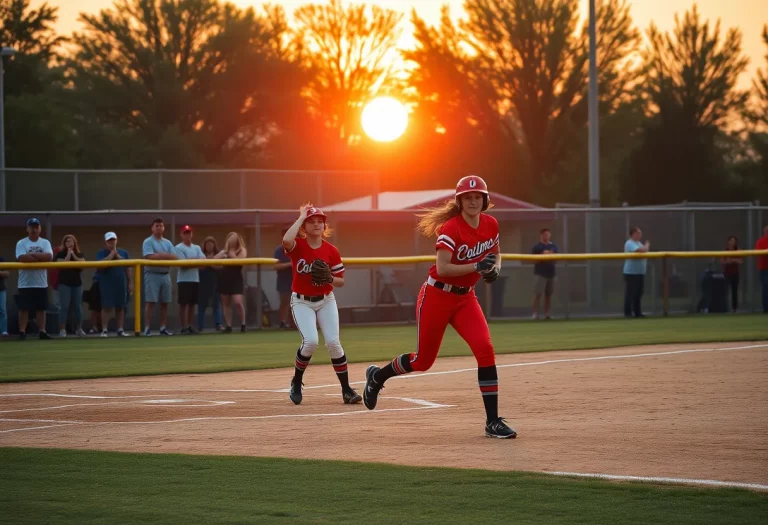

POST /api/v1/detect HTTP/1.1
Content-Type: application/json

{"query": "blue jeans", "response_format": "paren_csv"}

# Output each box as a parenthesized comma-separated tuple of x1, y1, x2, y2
(0, 290, 7, 333)
(761, 270, 768, 313)
(58, 285, 83, 328)
(197, 290, 222, 330)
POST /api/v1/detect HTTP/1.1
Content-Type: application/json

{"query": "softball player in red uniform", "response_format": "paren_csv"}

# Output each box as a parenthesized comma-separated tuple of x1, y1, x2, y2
(363, 176, 516, 438)
(283, 204, 362, 405)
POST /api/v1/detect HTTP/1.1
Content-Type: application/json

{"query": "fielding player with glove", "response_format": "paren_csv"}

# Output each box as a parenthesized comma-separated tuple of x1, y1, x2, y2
(282, 204, 362, 406)
(362, 175, 516, 439)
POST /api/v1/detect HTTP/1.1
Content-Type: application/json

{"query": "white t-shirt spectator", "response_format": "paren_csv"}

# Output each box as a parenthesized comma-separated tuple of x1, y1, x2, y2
(175, 242, 205, 283)
(16, 237, 53, 289)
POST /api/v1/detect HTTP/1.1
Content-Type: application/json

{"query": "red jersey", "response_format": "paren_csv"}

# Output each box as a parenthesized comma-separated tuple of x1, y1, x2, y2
(429, 213, 500, 288)
(756, 235, 768, 271)
(286, 237, 344, 296)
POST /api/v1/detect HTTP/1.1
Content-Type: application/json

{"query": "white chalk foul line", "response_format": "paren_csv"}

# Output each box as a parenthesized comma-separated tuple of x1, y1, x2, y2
(0, 399, 233, 414)
(296, 342, 768, 391)
(544, 471, 768, 492)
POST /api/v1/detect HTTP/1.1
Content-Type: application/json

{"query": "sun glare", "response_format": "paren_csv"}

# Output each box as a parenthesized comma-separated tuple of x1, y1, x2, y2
(361, 97, 408, 142)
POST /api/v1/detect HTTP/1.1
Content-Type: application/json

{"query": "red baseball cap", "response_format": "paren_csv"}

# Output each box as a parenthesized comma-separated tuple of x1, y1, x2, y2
(181, 225, 193, 233)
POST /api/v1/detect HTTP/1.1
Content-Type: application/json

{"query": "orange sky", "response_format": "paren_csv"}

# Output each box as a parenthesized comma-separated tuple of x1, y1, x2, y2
(33, 0, 766, 90)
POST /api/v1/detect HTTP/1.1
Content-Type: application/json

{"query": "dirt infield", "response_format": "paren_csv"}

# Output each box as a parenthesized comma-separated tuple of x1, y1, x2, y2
(2, 342, 767, 488)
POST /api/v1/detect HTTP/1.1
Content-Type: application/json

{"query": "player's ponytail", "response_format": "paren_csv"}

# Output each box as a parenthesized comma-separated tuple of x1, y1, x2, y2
(416, 200, 461, 238)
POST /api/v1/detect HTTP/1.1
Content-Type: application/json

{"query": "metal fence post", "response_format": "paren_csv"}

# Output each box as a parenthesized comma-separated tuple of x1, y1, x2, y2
(255, 212, 262, 329)
(157, 170, 163, 209)
(562, 213, 570, 319)
(73, 172, 79, 211)
(662, 257, 669, 316)
(134, 263, 142, 336)
(239, 171, 245, 209)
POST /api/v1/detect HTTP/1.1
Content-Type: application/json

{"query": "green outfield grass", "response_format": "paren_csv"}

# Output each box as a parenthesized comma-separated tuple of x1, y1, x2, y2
(1, 448, 766, 525)
(1, 315, 766, 383)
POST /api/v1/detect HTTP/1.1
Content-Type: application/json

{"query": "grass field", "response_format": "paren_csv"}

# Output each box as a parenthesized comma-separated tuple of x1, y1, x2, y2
(2, 448, 766, 525)
(1, 315, 766, 382)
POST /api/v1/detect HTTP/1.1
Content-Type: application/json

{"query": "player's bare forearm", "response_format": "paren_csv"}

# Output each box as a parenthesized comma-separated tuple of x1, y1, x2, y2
(17, 255, 35, 262)
(146, 253, 177, 260)
(332, 276, 344, 288)
(34, 253, 53, 262)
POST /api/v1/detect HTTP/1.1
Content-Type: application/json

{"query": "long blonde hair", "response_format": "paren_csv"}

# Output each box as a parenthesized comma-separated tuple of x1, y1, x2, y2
(60, 234, 81, 254)
(416, 196, 495, 238)
(225, 232, 246, 256)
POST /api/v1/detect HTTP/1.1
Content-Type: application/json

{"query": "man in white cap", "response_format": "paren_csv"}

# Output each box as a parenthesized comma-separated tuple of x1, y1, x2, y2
(95, 232, 132, 337)
(15, 218, 53, 340)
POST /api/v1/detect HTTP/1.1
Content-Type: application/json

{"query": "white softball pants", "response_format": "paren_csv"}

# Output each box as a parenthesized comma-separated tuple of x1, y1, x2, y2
(290, 293, 344, 359)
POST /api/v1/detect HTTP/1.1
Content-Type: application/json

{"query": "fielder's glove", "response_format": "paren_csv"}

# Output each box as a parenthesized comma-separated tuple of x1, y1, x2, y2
(474, 252, 497, 274)
(310, 259, 334, 286)
(483, 266, 500, 283)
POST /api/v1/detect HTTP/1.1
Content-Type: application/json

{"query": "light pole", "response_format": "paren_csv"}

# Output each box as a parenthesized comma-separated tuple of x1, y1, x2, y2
(586, 0, 602, 308)
(0, 46, 16, 212)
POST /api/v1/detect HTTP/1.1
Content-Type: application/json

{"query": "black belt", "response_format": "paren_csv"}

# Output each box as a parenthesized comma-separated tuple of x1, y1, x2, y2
(430, 280, 471, 295)
(294, 293, 327, 302)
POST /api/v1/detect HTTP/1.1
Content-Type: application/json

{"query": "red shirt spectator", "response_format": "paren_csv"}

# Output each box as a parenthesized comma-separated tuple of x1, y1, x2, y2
(48, 246, 61, 290)
(756, 228, 768, 271)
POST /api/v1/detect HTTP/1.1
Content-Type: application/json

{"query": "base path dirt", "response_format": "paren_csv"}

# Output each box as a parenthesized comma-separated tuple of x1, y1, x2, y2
(2, 341, 767, 487)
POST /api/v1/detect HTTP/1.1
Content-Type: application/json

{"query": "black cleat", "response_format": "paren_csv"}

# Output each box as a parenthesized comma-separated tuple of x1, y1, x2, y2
(289, 378, 303, 405)
(39, 331, 52, 340)
(485, 417, 517, 439)
(342, 388, 362, 405)
(363, 365, 383, 410)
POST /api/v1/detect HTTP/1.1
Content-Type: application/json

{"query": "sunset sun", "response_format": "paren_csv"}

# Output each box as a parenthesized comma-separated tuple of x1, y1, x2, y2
(361, 97, 408, 142)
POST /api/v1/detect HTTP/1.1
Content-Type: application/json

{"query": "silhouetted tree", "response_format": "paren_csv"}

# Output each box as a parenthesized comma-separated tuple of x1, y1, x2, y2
(66, 0, 305, 168)
(291, 0, 403, 143)
(624, 6, 749, 204)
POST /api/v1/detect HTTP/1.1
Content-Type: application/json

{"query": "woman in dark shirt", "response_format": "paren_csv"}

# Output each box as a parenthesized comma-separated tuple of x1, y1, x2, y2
(197, 237, 223, 332)
(56, 235, 86, 336)
(721, 235, 743, 312)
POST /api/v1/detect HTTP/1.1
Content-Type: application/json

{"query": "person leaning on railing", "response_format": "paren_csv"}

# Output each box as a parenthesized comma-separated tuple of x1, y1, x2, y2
(623, 226, 650, 319)
(756, 224, 768, 313)
(96, 232, 132, 337)
(15, 218, 54, 340)
(55, 234, 86, 337)
(197, 236, 223, 332)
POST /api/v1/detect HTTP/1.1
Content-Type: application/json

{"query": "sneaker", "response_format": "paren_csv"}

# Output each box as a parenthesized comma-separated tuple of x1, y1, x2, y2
(19, 332, 26, 341)
(101, 330, 109, 338)
(88, 328, 98, 335)
(39, 331, 52, 340)
(159, 327, 173, 336)
(59, 329, 67, 338)
(187, 327, 197, 335)
(485, 417, 517, 439)
(1, 332, 9, 339)
(342, 388, 362, 405)
(144, 327, 152, 337)
(116, 329, 129, 337)
(224, 326, 232, 333)
(180, 327, 189, 335)
(215, 324, 224, 332)
(289, 378, 303, 405)
(76, 329, 86, 337)
(240, 324, 247, 333)
(363, 365, 383, 410)
(531, 312, 539, 320)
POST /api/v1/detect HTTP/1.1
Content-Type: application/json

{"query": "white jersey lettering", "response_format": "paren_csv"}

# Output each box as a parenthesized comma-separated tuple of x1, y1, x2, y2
(456, 238, 497, 261)
(296, 259, 313, 274)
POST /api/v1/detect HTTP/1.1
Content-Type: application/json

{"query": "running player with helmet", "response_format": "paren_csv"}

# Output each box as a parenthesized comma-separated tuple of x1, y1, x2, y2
(362, 176, 516, 438)
(283, 204, 362, 405)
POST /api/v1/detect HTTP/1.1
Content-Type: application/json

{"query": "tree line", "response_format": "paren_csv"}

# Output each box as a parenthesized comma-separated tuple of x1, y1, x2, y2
(1, 0, 766, 206)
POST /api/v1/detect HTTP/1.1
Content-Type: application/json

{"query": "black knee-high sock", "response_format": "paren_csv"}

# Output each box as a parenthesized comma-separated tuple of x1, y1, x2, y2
(294, 349, 311, 381)
(331, 355, 351, 390)
(373, 353, 413, 385)
(478, 366, 499, 422)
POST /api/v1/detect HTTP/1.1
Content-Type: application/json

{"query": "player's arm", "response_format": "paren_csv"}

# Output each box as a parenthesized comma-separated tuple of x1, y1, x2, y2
(331, 276, 344, 288)
(283, 205, 312, 251)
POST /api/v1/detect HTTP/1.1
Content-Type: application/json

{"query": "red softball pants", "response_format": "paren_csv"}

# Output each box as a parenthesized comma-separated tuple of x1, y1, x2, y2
(408, 283, 496, 371)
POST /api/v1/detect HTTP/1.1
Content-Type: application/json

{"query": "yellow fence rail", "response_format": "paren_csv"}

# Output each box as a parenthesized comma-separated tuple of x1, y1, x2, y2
(1, 250, 766, 335)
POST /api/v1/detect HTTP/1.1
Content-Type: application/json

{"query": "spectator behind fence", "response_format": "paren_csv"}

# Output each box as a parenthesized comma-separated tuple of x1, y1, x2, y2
(175, 225, 205, 334)
(96, 232, 132, 337)
(142, 217, 177, 336)
(198, 237, 223, 332)
(215, 232, 247, 333)
(56, 234, 86, 337)
(15, 218, 53, 340)
(623, 226, 650, 318)
(720, 235, 743, 313)
(274, 228, 293, 329)
(0, 256, 8, 338)
(531, 228, 558, 320)
(756, 224, 768, 313)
